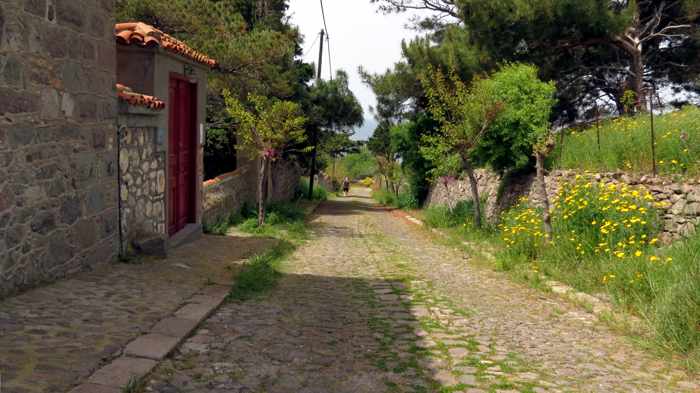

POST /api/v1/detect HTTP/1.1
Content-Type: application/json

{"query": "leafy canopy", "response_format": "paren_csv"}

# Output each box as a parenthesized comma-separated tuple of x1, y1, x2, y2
(471, 64, 557, 172)
(223, 92, 307, 159)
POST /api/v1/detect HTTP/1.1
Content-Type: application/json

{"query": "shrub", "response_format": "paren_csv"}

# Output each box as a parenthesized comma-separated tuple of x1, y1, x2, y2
(373, 189, 397, 206)
(396, 192, 419, 209)
(296, 177, 328, 201)
(359, 177, 375, 187)
(423, 201, 475, 229)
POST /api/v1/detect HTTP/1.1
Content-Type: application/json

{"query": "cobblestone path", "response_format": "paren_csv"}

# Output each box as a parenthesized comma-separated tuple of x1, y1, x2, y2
(143, 191, 698, 393)
(0, 235, 275, 393)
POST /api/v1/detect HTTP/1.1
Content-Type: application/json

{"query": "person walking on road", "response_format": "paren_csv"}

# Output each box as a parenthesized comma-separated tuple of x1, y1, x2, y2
(342, 177, 350, 196)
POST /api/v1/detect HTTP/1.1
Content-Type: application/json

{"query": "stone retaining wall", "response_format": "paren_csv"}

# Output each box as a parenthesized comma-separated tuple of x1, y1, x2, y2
(427, 169, 700, 242)
(0, 0, 118, 297)
(202, 160, 301, 226)
(118, 125, 166, 248)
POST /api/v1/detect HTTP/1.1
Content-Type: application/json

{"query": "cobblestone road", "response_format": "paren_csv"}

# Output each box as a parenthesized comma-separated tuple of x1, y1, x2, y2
(144, 190, 698, 393)
(0, 235, 275, 393)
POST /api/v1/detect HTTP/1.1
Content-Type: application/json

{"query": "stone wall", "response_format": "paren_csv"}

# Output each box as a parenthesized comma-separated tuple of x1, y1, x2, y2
(202, 160, 302, 226)
(0, 0, 118, 297)
(427, 170, 700, 242)
(118, 125, 166, 249)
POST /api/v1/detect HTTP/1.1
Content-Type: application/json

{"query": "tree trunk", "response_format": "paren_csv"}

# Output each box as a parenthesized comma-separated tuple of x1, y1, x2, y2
(630, 48, 646, 111)
(462, 160, 482, 229)
(258, 157, 267, 226)
(266, 159, 274, 203)
(535, 151, 553, 241)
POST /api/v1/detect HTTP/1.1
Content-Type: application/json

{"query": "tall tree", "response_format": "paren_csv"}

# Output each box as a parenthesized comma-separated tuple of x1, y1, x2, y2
(304, 70, 364, 198)
(373, 0, 700, 118)
(420, 66, 504, 228)
(224, 92, 306, 225)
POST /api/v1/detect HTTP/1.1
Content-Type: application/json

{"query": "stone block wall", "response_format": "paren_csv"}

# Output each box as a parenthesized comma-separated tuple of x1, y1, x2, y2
(202, 160, 302, 226)
(427, 170, 700, 242)
(0, 0, 118, 297)
(118, 125, 166, 248)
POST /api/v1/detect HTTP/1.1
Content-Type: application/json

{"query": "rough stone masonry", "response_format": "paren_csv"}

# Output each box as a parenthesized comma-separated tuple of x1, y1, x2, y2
(0, 0, 118, 297)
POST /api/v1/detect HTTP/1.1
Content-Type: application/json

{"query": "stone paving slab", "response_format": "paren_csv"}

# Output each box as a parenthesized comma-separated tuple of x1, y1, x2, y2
(174, 300, 218, 322)
(151, 317, 200, 337)
(124, 333, 181, 360)
(0, 236, 274, 393)
(68, 383, 122, 393)
(88, 357, 158, 387)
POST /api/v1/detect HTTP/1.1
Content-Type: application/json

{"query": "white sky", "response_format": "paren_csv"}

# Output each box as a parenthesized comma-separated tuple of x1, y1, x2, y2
(287, 0, 421, 140)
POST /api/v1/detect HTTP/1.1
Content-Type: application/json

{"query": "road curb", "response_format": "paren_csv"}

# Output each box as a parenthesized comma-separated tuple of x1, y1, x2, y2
(68, 284, 229, 393)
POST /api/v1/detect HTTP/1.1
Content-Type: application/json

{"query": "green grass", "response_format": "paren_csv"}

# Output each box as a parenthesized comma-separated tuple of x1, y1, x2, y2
(494, 178, 700, 367)
(226, 201, 313, 300)
(372, 189, 419, 209)
(555, 106, 700, 178)
(297, 177, 330, 201)
(228, 241, 296, 300)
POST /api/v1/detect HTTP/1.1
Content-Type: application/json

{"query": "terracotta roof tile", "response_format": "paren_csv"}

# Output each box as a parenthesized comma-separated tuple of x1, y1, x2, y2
(115, 22, 217, 68)
(116, 83, 166, 111)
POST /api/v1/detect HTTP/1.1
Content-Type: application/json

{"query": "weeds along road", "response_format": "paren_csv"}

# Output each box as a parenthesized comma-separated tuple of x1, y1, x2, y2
(144, 189, 698, 393)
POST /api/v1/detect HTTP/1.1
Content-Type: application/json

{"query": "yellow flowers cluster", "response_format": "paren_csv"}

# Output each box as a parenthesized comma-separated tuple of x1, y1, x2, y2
(500, 176, 667, 288)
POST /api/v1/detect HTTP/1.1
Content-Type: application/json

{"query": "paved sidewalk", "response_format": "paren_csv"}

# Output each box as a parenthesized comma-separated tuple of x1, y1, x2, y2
(0, 234, 275, 393)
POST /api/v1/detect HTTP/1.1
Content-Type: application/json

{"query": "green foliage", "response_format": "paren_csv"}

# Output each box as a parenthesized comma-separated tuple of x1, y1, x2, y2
(423, 201, 477, 229)
(471, 64, 557, 173)
(555, 106, 700, 178)
(297, 178, 328, 201)
(204, 126, 237, 180)
(495, 177, 700, 358)
(116, 0, 304, 99)
(390, 115, 439, 203)
(224, 92, 307, 159)
(499, 178, 660, 274)
(228, 241, 294, 300)
(621, 90, 638, 114)
(453, 0, 700, 117)
(117, 0, 313, 180)
(336, 147, 378, 180)
(372, 189, 418, 209)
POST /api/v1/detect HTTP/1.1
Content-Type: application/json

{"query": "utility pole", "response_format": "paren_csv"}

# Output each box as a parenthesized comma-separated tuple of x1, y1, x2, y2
(308, 29, 325, 199)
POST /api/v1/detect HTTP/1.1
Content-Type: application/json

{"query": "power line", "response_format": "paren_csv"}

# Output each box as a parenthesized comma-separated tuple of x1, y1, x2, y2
(304, 32, 321, 62)
(319, 0, 333, 81)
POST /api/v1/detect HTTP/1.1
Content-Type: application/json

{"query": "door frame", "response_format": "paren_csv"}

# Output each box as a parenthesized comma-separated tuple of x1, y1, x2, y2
(167, 72, 198, 236)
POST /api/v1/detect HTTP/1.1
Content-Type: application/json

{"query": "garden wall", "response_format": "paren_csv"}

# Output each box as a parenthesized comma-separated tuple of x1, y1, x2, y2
(117, 116, 167, 249)
(202, 160, 301, 226)
(0, 0, 118, 297)
(427, 169, 700, 242)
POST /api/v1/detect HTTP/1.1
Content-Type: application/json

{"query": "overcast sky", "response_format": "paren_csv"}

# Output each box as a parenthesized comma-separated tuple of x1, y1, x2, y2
(287, 0, 421, 140)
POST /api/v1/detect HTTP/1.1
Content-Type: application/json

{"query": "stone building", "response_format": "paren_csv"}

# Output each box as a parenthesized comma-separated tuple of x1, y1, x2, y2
(115, 22, 216, 254)
(0, 0, 119, 297)
(0, 5, 218, 296)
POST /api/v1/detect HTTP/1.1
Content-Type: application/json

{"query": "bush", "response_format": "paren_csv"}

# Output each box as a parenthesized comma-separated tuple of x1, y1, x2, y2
(372, 189, 418, 209)
(296, 177, 328, 201)
(359, 177, 375, 187)
(423, 201, 475, 229)
(373, 189, 397, 206)
(396, 192, 419, 209)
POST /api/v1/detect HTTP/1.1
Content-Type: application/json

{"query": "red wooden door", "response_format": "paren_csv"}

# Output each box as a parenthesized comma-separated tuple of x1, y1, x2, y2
(168, 75, 197, 236)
